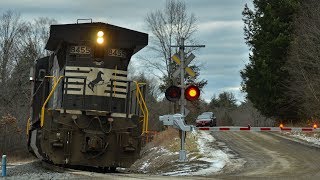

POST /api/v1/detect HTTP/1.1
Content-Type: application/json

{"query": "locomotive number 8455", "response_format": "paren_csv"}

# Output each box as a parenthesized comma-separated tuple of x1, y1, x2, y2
(27, 21, 148, 170)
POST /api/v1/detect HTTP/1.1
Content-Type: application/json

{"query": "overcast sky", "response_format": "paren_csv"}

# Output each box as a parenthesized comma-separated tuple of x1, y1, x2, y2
(0, 0, 252, 102)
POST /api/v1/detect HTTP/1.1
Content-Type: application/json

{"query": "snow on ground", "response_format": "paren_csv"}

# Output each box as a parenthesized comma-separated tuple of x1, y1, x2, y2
(130, 130, 245, 176)
(283, 132, 320, 146)
(161, 131, 241, 176)
(190, 131, 229, 175)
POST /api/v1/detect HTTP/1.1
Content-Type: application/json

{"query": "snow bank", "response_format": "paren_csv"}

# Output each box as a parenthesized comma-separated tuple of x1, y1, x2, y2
(284, 132, 320, 146)
(162, 131, 232, 176)
(191, 131, 229, 175)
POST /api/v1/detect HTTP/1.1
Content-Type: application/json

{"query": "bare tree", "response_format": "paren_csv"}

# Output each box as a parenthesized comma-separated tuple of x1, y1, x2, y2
(0, 10, 26, 86)
(0, 10, 28, 119)
(0, 11, 57, 155)
(144, 0, 198, 89)
(0, 114, 22, 154)
(22, 17, 57, 59)
(285, 0, 320, 120)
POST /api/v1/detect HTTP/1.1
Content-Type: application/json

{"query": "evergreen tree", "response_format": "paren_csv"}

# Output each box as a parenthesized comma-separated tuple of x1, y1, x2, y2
(241, 0, 300, 121)
(209, 92, 237, 109)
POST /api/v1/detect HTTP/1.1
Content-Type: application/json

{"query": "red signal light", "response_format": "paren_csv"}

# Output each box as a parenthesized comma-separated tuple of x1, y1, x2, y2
(165, 85, 181, 102)
(185, 85, 200, 101)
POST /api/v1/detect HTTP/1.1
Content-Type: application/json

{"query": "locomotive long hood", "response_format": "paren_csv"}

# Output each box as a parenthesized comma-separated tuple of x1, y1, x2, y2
(45, 22, 148, 55)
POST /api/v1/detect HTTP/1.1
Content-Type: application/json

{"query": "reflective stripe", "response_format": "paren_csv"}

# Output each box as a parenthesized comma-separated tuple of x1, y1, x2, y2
(65, 90, 127, 98)
(65, 66, 127, 75)
(111, 113, 133, 118)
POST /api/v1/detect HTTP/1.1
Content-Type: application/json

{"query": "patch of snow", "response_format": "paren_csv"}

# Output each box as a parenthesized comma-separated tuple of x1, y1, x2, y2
(140, 161, 150, 172)
(163, 131, 232, 176)
(191, 131, 229, 175)
(285, 132, 320, 145)
(157, 147, 172, 154)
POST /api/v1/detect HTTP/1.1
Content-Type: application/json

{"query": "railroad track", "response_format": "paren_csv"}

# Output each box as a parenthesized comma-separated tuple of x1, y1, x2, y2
(40, 160, 123, 173)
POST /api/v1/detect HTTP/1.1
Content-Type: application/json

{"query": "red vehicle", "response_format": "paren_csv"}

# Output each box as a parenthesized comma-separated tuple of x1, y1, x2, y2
(196, 112, 217, 127)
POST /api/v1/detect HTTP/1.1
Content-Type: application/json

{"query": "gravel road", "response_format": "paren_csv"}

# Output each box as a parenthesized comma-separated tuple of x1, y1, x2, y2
(2, 131, 320, 179)
(210, 131, 320, 179)
(1, 161, 83, 180)
(1, 160, 209, 180)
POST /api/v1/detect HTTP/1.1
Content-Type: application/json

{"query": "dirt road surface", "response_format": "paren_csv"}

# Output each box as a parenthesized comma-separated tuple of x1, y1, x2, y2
(4, 131, 320, 179)
(210, 131, 320, 179)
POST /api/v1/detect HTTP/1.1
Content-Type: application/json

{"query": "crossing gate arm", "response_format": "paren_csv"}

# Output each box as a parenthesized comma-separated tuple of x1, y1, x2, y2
(195, 126, 320, 132)
(159, 114, 320, 132)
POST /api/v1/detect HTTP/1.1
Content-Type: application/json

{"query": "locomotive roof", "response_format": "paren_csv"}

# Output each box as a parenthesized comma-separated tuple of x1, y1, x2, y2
(45, 22, 148, 54)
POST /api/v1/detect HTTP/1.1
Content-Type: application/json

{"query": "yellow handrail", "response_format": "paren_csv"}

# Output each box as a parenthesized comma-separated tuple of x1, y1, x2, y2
(26, 117, 30, 135)
(133, 81, 149, 134)
(134, 82, 145, 132)
(113, 65, 117, 96)
(40, 76, 64, 127)
(138, 83, 148, 133)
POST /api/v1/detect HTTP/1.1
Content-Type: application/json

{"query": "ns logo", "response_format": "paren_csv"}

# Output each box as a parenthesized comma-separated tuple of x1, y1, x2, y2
(88, 71, 104, 92)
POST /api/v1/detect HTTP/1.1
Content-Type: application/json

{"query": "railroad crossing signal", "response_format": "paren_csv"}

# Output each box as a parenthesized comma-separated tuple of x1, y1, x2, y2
(165, 85, 200, 102)
(169, 38, 205, 162)
(171, 53, 196, 78)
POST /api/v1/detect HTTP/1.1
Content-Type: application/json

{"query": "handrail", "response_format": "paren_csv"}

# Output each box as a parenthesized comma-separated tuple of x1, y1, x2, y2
(26, 117, 30, 135)
(133, 81, 149, 134)
(134, 82, 145, 132)
(40, 76, 64, 127)
(113, 66, 117, 96)
(138, 83, 148, 133)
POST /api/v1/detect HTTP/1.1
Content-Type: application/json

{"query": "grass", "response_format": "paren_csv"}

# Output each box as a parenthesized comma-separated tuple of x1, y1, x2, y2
(1, 151, 35, 164)
(148, 127, 200, 153)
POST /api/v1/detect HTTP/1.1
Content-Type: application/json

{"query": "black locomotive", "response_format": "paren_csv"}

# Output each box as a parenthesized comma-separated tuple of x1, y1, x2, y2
(27, 21, 148, 169)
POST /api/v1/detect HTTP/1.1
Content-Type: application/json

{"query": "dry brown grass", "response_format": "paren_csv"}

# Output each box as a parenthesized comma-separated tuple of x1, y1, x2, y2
(151, 127, 178, 147)
(148, 127, 199, 153)
(130, 127, 202, 173)
(4, 151, 35, 164)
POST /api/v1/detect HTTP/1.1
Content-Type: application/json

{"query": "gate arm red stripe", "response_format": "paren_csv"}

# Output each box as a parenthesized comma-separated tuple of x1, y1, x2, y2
(194, 126, 320, 132)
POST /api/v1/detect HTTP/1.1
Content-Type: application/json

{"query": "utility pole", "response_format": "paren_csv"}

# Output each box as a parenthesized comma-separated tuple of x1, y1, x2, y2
(171, 38, 205, 162)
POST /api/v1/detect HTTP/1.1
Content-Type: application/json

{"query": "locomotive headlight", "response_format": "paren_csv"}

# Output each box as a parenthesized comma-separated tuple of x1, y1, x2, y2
(96, 30, 104, 44)
(97, 31, 104, 37)
(97, 37, 104, 44)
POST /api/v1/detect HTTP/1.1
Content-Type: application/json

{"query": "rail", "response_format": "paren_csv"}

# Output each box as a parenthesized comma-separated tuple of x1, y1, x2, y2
(40, 76, 64, 127)
(133, 81, 149, 135)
